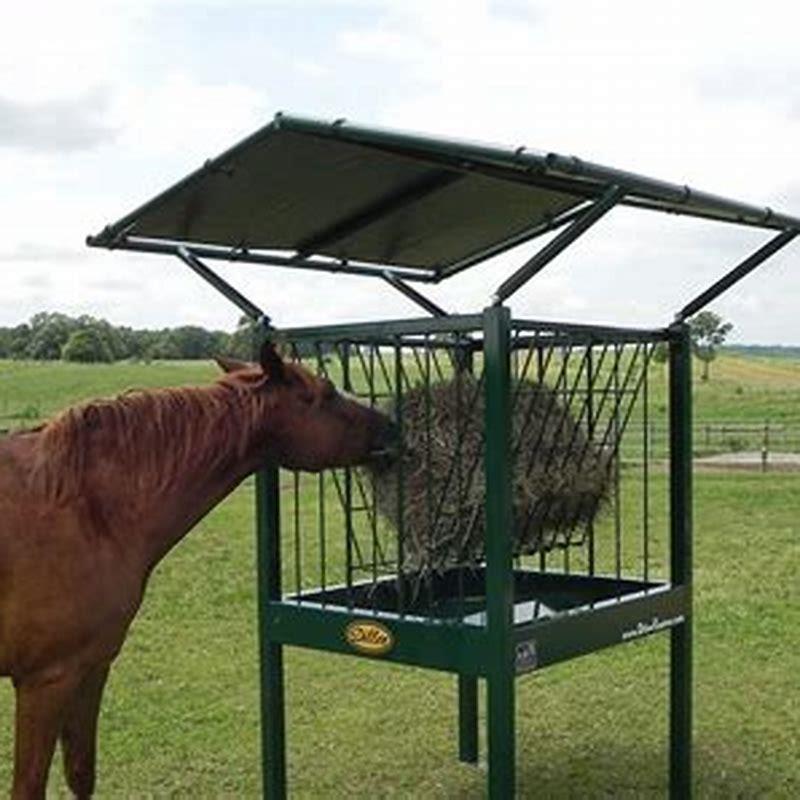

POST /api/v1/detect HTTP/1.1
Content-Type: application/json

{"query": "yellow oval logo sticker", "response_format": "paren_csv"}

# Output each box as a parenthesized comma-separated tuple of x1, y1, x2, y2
(344, 620, 394, 656)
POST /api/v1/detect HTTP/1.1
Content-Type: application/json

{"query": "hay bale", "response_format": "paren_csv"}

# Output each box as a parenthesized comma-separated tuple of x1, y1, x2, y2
(364, 374, 614, 575)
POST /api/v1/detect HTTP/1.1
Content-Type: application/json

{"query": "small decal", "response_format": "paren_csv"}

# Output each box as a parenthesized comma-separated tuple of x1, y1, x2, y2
(515, 639, 538, 673)
(621, 614, 685, 641)
(344, 620, 395, 656)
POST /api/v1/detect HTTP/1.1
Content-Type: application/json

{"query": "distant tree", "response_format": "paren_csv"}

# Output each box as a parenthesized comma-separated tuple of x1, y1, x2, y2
(227, 315, 259, 358)
(8, 324, 31, 359)
(62, 328, 115, 363)
(150, 330, 182, 360)
(0, 328, 12, 358)
(26, 312, 78, 360)
(689, 310, 733, 381)
(0, 311, 262, 363)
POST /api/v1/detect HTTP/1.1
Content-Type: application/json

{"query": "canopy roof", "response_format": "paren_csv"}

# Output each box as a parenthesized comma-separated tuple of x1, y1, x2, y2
(88, 112, 800, 284)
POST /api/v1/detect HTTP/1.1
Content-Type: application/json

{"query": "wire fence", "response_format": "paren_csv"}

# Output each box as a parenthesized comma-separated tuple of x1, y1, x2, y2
(623, 420, 800, 463)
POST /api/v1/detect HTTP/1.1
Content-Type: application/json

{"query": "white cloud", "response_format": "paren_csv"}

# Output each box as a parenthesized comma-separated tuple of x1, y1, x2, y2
(111, 74, 268, 161)
(0, 91, 116, 153)
(2, 0, 799, 344)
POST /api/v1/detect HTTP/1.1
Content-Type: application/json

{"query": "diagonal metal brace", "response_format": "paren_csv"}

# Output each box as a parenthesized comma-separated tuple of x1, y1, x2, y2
(675, 229, 798, 322)
(492, 184, 626, 304)
(381, 270, 449, 317)
(176, 246, 272, 328)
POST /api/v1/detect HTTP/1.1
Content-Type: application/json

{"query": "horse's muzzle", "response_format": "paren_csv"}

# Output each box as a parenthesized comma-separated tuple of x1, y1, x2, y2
(368, 416, 400, 470)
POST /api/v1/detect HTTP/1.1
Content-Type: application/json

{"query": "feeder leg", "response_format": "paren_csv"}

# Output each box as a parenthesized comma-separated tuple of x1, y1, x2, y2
(263, 642, 287, 800)
(486, 672, 515, 798)
(669, 620, 692, 798)
(482, 304, 516, 798)
(256, 466, 287, 800)
(457, 674, 478, 764)
(668, 322, 693, 800)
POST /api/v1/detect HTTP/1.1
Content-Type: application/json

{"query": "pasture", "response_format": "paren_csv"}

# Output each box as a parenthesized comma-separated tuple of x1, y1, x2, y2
(0, 355, 798, 797)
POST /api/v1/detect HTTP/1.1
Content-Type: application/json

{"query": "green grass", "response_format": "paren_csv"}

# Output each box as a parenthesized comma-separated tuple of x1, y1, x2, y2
(1, 357, 799, 797)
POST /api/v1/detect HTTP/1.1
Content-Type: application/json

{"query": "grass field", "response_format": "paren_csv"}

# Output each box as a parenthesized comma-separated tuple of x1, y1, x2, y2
(1, 355, 798, 797)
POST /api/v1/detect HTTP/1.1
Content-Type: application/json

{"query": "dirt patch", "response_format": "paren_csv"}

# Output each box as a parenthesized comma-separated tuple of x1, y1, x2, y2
(695, 451, 800, 472)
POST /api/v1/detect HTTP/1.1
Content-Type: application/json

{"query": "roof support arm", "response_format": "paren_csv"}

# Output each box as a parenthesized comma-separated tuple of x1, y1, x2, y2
(437, 201, 595, 282)
(675, 229, 798, 322)
(381, 270, 449, 317)
(176, 246, 271, 327)
(492, 184, 626, 304)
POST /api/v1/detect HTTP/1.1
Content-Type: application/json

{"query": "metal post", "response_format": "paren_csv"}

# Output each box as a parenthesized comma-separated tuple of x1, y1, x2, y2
(256, 467, 286, 800)
(483, 305, 515, 798)
(255, 464, 287, 799)
(457, 674, 479, 764)
(668, 323, 693, 800)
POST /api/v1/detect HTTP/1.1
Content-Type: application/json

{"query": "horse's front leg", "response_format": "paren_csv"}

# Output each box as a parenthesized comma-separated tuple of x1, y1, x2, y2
(60, 663, 110, 799)
(12, 669, 84, 800)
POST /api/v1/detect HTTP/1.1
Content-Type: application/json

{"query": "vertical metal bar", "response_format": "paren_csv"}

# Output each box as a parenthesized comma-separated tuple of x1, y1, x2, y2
(394, 338, 407, 614)
(255, 465, 286, 800)
(643, 345, 651, 583)
(319, 471, 326, 598)
(669, 323, 693, 800)
(369, 345, 379, 607)
(293, 471, 301, 597)
(483, 305, 515, 799)
(424, 338, 434, 608)
(341, 343, 354, 604)
(537, 343, 547, 573)
(587, 345, 595, 576)
(455, 360, 466, 621)
(315, 343, 328, 599)
(614, 345, 622, 583)
(458, 674, 479, 764)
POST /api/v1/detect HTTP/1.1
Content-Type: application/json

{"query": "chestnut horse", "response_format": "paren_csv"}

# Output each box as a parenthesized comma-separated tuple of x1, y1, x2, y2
(0, 343, 394, 799)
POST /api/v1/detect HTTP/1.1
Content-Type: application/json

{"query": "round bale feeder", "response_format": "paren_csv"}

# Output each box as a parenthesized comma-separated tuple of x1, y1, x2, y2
(88, 113, 800, 799)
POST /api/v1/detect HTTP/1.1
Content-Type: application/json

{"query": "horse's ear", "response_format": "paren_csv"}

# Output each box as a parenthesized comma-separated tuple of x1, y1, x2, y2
(214, 355, 252, 374)
(259, 341, 286, 383)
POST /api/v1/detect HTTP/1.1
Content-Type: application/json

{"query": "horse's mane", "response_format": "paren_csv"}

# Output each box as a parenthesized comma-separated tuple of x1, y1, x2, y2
(28, 372, 273, 503)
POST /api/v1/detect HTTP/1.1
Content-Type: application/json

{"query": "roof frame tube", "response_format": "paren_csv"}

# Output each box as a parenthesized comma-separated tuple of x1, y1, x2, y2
(176, 246, 272, 327)
(381, 270, 449, 317)
(492, 184, 626, 304)
(295, 170, 462, 258)
(675, 229, 798, 322)
(92, 235, 439, 283)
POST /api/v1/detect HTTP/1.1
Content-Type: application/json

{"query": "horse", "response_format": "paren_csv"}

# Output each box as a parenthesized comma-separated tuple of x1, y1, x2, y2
(0, 342, 395, 799)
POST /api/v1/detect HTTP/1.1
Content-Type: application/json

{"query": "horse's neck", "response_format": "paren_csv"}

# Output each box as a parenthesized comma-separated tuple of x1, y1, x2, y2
(82, 385, 270, 568)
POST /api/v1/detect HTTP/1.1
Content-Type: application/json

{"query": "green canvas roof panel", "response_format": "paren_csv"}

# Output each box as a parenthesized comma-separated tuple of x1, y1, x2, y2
(88, 112, 800, 279)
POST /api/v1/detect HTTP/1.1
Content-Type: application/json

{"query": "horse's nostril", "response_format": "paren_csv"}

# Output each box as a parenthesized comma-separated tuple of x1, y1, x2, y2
(367, 416, 400, 468)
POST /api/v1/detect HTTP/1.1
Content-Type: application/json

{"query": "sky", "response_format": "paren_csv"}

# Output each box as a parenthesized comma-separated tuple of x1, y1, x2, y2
(2, 0, 799, 342)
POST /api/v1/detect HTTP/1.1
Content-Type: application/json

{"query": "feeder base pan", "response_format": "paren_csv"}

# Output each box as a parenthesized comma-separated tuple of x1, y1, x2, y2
(290, 567, 665, 625)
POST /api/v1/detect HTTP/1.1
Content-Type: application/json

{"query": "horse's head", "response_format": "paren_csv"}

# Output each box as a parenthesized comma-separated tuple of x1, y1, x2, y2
(216, 343, 397, 472)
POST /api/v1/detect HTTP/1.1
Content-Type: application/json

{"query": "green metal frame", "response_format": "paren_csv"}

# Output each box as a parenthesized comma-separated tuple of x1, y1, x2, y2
(254, 309, 693, 799)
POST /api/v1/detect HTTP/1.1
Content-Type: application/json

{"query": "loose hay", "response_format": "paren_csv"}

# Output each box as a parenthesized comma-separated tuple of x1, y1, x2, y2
(364, 373, 615, 576)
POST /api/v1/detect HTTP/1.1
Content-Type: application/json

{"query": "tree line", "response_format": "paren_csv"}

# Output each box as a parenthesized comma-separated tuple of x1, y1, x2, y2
(0, 309, 735, 374)
(0, 312, 257, 363)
